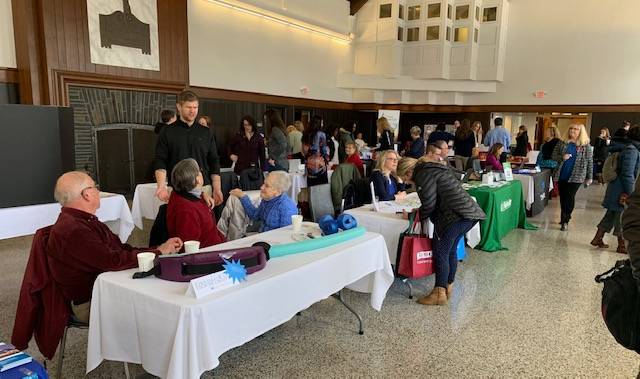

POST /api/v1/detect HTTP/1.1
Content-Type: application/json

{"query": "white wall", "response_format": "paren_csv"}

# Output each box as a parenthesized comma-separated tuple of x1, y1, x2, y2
(0, 0, 16, 68)
(188, 0, 354, 102)
(464, 0, 640, 105)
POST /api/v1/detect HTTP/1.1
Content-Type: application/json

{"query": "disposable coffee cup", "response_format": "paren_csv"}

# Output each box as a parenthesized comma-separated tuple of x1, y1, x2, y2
(137, 252, 156, 272)
(291, 215, 303, 233)
(184, 240, 200, 254)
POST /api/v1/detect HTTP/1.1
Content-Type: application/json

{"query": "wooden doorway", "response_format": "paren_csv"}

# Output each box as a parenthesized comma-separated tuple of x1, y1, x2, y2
(95, 124, 156, 195)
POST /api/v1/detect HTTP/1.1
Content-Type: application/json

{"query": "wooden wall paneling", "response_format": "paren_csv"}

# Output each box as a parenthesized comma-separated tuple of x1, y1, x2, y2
(34, 0, 189, 105)
(0, 69, 19, 83)
(191, 86, 354, 111)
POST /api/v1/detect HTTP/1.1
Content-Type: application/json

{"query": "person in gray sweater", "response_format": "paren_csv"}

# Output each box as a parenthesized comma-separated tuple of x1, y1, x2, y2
(264, 109, 290, 171)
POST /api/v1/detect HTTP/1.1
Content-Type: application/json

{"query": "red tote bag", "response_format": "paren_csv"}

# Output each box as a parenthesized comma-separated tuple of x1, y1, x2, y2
(397, 211, 434, 279)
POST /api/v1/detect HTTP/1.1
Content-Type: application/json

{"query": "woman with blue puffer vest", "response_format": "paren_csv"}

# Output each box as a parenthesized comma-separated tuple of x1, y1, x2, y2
(591, 127, 640, 254)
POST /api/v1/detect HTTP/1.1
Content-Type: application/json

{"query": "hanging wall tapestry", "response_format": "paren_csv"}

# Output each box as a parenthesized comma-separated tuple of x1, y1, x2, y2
(87, 0, 160, 70)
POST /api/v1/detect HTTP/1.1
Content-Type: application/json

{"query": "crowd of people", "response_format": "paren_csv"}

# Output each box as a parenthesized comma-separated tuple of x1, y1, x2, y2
(38, 88, 640, 324)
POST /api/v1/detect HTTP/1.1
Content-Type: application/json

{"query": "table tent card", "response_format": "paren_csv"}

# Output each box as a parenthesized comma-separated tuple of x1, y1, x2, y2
(186, 259, 248, 299)
(503, 163, 514, 181)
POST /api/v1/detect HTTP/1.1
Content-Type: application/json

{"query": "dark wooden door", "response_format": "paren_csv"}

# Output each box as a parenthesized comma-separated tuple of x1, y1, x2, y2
(132, 128, 157, 186)
(97, 129, 130, 194)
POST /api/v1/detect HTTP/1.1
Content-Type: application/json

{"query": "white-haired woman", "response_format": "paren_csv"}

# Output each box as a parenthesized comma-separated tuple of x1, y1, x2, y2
(230, 171, 298, 232)
(552, 124, 594, 231)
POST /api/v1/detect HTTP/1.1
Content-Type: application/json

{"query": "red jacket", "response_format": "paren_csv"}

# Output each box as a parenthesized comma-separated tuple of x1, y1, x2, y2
(167, 191, 225, 248)
(12, 226, 70, 360)
(346, 153, 364, 176)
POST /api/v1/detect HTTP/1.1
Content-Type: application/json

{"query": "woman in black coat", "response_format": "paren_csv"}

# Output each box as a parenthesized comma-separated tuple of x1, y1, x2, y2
(397, 156, 486, 306)
(512, 125, 529, 157)
(593, 127, 610, 184)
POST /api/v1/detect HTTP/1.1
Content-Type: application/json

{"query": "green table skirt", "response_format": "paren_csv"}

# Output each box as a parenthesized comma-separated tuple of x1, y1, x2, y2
(467, 180, 536, 252)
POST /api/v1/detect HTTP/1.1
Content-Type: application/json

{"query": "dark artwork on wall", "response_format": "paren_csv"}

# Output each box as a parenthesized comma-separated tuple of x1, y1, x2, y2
(0, 105, 75, 208)
(99, 0, 151, 54)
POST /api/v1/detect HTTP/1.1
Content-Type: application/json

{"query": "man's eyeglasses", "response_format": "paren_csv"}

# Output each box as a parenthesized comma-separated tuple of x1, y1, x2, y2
(81, 184, 100, 195)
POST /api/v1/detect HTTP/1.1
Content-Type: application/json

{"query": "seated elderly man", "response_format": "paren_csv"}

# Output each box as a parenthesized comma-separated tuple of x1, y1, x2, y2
(167, 158, 226, 248)
(47, 171, 182, 323)
(229, 171, 298, 233)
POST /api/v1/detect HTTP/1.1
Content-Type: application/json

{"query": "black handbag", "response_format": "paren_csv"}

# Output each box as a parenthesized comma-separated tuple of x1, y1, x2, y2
(595, 259, 640, 353)
(239, 166, 264, 190)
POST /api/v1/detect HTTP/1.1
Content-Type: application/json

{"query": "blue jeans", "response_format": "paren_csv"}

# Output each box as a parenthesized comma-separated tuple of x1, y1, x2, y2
(433, 219, 477, 288)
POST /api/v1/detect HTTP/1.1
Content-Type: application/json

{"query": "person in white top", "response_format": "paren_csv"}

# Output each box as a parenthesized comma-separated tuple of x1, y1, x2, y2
(354, 132, 367, 151)
(287, 121, 304, 158)
(329, 128, 340, 166)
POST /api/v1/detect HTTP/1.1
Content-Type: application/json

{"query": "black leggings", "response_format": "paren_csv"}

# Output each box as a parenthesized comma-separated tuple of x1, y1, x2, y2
(558, 181, 582, 223)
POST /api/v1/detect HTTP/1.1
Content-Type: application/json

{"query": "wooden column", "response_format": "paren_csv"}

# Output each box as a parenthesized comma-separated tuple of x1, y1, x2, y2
(11, 0, 49, 105)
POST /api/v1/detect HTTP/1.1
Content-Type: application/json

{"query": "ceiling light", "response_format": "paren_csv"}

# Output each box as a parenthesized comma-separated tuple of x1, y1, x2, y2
(204, 0, 353, 45)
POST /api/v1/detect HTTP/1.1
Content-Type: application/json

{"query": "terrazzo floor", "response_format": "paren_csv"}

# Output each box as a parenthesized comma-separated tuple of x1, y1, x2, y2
(1, 184, 639, 378)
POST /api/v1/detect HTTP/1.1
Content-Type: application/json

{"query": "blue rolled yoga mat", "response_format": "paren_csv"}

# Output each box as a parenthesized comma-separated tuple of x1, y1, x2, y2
(269, 226, 366, 258)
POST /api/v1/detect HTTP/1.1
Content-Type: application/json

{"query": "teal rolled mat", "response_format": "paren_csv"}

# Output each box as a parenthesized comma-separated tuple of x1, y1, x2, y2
(269, 226, 366, 258)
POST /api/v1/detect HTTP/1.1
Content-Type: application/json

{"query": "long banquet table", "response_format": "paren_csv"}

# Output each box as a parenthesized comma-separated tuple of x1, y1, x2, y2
(87, 226, 393, 379)
(465, 180, 536, 252)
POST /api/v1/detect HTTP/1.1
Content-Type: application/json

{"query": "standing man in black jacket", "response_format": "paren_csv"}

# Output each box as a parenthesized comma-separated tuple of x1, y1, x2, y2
(154, 90, 223, 208)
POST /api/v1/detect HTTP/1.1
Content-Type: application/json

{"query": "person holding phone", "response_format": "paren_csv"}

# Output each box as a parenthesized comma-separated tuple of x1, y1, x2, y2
(552, 124, 594, 231)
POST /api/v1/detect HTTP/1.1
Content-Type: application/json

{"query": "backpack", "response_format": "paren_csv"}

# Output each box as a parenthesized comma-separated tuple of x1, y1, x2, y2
(602, 152, 620, 183)
(595, 259, 640, 353)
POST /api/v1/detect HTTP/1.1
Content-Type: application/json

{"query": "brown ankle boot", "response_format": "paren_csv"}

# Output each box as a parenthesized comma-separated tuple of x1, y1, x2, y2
(446, 284, 453, 299)
(617, 236, 627, 254)
(417, 287, 448, 305)
(590, 228, 609, 248)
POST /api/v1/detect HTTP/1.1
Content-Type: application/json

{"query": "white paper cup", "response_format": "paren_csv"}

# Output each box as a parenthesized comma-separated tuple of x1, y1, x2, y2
(291, 215, 303, 233)
(137, 252, 156, 272)
(184, 240, 201, 254)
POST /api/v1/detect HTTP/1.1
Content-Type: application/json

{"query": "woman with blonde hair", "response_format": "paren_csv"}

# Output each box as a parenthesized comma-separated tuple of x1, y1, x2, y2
(370, 150, 405, 201)
(287, 122, 304, 159)
(552, 124, 594, 231)
(536, 125, 563, 197)
(376, 117, 394, 151)
(397, 155, 485, 305)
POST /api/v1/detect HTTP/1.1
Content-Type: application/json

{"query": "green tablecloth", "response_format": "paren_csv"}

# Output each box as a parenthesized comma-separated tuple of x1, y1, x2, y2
(466, 180, 536, 252)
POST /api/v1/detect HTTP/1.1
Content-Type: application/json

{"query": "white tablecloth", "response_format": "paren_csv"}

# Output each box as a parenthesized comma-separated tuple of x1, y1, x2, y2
(87, 228, 393, 379)
(513, 174, 554, 211)
(346, 205, 481, 264)
(0, 193, 134, 243)
(131, 183, 166, 229)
